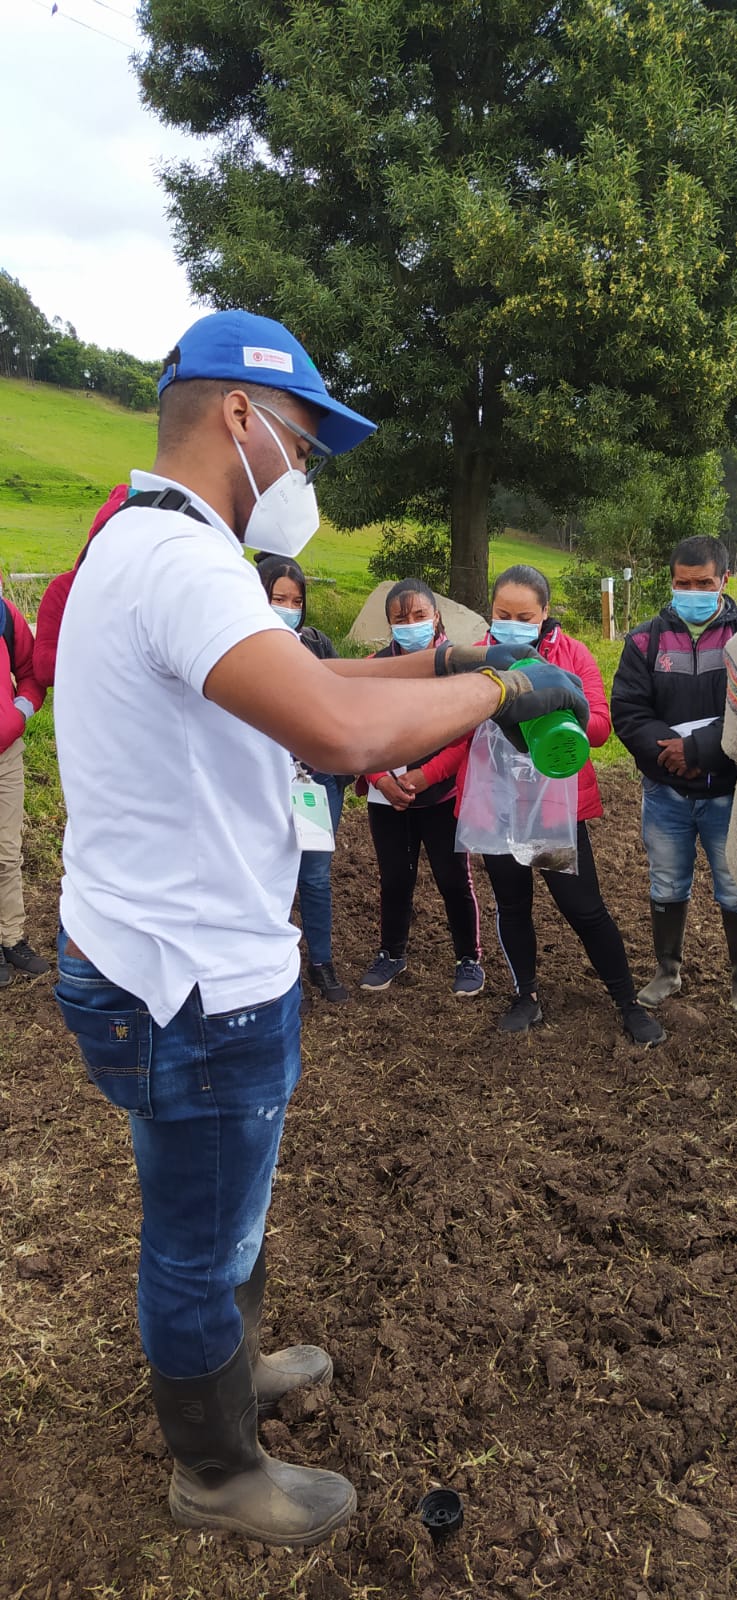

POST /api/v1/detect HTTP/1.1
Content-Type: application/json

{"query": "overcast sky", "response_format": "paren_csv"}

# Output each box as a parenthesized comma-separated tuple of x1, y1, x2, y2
(1, 0, 215, 360)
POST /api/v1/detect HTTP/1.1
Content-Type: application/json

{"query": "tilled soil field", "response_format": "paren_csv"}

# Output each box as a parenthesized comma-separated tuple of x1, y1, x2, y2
(3, 770, 737, 1600)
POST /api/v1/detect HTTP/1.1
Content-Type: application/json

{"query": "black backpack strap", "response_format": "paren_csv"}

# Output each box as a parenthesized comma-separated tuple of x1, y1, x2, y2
(75, 488, 211, 573)
(114, 488, 210, 525)
(0, 597, 14, 678)
(646, 617, 662, 673)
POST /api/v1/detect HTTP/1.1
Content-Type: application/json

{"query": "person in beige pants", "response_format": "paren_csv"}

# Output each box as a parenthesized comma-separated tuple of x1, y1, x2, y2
(0, 583, 48, 987)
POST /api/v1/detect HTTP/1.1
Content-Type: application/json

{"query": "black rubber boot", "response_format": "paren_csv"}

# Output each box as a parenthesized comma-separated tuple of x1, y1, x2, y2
(150, 1338, 355, 1544)
(637, 900, 688, 1007)
(235, 1241, 333, 1413)
(720, 907, 737, 1011)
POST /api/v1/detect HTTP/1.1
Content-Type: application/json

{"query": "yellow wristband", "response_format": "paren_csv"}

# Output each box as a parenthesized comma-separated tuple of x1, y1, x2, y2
(480, 667, 506, 710)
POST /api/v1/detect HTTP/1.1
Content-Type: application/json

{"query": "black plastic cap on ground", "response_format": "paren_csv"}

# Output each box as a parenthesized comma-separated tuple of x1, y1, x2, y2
(418, 1488, 464, 1547)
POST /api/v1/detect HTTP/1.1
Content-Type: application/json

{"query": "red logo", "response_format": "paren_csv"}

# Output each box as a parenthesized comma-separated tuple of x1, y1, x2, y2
(659, 654, 673, 672)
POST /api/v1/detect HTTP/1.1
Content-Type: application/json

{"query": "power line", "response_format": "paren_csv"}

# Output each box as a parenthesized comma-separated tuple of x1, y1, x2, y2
(89, 0, 137, 19)
(27, 0, 133, 48)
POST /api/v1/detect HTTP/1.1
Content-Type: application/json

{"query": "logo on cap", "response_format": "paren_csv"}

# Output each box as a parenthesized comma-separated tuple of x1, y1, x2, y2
(243, 346, 294, 373)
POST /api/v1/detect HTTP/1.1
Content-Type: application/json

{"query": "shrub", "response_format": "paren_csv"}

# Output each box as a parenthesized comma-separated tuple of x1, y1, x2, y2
(368, 522, 450, 593)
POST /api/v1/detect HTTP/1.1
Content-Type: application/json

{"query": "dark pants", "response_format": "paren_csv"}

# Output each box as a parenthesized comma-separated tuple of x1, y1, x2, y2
(368, 798, 480, 961)
(483, 821, 635, 1007)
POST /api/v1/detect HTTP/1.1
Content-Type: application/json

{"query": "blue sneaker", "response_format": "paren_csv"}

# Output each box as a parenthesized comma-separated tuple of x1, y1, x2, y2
(453, 958, 485, 997)
(360, 950, 408, 991)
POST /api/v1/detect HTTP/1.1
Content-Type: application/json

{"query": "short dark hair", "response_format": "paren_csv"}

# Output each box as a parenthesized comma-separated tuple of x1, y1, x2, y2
(491, 564, 550, 609)
(669, 535, 729, 579)
(157, 371, 286, 451)
(255, 553, 307, 628)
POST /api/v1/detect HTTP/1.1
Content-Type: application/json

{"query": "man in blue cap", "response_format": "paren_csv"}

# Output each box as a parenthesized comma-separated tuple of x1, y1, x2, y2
(52, 309, 587, 1548)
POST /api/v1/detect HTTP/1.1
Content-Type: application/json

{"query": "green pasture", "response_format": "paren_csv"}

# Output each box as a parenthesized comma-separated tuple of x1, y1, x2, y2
(1, 376, 573, 595)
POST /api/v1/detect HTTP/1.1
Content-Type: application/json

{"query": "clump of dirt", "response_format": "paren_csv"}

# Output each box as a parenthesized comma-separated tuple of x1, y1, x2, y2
(3, 771, 737, 1599)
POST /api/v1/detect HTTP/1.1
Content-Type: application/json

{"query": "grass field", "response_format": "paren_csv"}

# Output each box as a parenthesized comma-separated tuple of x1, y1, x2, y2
(1, 376, 573, 596)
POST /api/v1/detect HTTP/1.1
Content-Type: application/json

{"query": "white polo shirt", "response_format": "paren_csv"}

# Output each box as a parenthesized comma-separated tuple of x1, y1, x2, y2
(55, 471, 302, 1027)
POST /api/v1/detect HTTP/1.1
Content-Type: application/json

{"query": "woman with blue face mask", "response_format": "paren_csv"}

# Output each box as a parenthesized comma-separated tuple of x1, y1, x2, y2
(481, 565, 663, 1041)
(358, 579, 484, 998)
(405, 565, 662, 1042)
(255, 553, 349, 1004)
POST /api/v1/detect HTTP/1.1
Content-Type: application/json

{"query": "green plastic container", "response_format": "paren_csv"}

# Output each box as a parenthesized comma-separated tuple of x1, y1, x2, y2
(511, 658, 590, 779)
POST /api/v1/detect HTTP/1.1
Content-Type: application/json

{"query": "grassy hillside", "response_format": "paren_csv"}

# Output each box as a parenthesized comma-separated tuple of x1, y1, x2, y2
(0, 379, 158, 571)
(1, 376, 572, 599)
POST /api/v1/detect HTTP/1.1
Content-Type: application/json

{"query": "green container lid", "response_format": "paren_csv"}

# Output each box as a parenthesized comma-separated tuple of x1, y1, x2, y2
(511, 657, 590, 778)
(519, 709, 590, 778)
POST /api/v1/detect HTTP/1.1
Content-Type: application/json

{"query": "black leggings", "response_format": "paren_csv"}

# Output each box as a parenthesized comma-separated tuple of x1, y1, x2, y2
(483, 821, 635, 1007)
(368, 799, 480, 961)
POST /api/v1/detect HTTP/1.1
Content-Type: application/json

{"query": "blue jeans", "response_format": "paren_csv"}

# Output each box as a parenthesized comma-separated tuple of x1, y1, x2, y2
(641, 779, 737, 909)
(55, 929, 301, 1378)
(296, 772, 344, 964)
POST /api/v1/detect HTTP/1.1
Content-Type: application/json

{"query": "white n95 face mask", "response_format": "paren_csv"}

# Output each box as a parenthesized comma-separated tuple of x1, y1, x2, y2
(233, 407, 320, 557)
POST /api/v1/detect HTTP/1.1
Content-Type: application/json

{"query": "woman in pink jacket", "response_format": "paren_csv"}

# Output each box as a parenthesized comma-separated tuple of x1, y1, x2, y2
(406, 565, 663, 1045)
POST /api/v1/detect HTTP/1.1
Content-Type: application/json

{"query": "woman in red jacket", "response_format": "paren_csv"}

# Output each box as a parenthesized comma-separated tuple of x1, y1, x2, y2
(0, 579, 48, 985)
(359, 578, 484, 998)
(406, 565, 663, 1045)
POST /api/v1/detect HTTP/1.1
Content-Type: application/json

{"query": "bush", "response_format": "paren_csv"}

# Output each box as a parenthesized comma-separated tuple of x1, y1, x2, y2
(557, 562, 672, 635)
(368, 522, 450, 593)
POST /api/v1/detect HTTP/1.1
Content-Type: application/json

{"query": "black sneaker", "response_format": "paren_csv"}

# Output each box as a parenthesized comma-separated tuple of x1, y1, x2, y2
(0, 950, 11, 988)
(620, 1001, 666, 1045)
(498, 994, 543, 1034)
(2, 940, 50, 976)
(306, 960, 349, 1004)
(360, 950, 408, 991)
(453, 958, 485, 997)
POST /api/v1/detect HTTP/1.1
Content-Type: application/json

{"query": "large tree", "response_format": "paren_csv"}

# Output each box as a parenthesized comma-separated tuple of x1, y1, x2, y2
(137, 0, 737, 609)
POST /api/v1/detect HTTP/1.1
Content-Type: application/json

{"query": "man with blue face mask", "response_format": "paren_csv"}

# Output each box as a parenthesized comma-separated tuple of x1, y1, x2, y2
(612, 535, 737, 1009)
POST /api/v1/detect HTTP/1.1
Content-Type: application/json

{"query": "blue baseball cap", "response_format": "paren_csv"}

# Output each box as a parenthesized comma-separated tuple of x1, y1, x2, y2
(158, 309, 376, 456)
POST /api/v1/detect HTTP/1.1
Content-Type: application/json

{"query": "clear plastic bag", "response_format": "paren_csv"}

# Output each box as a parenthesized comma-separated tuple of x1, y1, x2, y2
(455, 720, 579, 873)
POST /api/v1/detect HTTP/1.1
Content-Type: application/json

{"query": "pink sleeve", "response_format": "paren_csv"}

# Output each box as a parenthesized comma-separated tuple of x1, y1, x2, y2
(568, 639, 611, 748)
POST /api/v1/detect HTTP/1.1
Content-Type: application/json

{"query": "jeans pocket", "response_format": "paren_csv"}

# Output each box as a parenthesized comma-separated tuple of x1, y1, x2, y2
(55, 989, 153, 1118)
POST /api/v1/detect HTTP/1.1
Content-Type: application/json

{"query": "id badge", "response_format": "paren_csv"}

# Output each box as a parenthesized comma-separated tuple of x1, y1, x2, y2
(291, 775, 335, 852)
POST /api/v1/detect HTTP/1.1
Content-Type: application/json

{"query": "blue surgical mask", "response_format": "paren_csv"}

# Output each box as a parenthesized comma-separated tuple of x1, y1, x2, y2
(272, 603, 302, 630)
(670, 589, 721, 625)
(391, 619, 436, 652)
(489, 619, 541, 650)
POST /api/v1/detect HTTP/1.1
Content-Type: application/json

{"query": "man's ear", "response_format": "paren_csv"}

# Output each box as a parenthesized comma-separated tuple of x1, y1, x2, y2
(222, 389, 254, 439)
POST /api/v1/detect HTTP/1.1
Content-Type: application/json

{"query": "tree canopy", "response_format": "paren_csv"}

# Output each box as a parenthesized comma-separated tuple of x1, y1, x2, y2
(138, 0, 737, 607)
